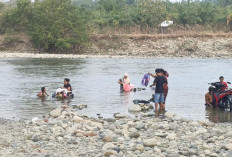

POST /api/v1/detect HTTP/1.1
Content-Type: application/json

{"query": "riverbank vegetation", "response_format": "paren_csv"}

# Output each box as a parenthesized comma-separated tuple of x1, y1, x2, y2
(0, 0, 232, 52)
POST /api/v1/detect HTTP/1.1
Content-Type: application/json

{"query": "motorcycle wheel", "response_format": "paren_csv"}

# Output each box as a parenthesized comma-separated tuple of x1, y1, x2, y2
(223, 97, 231, 111)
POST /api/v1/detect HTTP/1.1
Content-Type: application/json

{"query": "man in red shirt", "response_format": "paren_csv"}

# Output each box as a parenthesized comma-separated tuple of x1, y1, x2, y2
(220, 76, 228, 91)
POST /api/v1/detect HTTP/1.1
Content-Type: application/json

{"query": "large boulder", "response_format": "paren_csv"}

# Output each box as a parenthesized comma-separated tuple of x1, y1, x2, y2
(128, 105, 142, 112)
(50, 108, 62, 118)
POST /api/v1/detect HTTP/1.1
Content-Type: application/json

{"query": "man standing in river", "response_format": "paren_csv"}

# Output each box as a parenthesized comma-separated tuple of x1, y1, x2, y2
(150, 69, 167, 111)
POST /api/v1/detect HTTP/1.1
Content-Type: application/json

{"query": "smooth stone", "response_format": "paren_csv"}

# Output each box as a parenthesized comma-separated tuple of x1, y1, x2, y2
(31, 117, 40, 124)
(224, 144, 232, 150)
(135, 123, 145, 130)
(166, 133, 177, 140)
(114, 113, 127, 119)
(102, 143, 116, 150)
(204, 149, 211, 155)
(128, 105, 142, 112)
(103, 136, 114, 142)
(105, 118, 116, 123)
(50, 108, 62, 118)
(134, 144, 144, 152)
(154, 147, 161, 154)
(189, 149, 198, 155)
(72, 116, 84, 122)
(103, 150, 117, 157)
(165, 112, 176, 118)
(129, 132, 140, 138)
(143, 138, 157, 147)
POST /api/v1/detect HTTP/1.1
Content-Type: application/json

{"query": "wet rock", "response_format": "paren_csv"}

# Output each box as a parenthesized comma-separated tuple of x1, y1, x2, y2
(128, 105, 142, 112)
(105, 118, 116, 123)
(114, 113, 127, 119)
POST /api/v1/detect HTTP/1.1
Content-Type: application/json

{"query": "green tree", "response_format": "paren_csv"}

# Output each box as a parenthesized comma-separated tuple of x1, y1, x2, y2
(30, 0, 88, 52)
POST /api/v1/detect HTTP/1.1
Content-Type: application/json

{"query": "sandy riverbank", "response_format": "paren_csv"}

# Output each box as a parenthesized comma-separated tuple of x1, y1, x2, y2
(0, 107, 232, 157)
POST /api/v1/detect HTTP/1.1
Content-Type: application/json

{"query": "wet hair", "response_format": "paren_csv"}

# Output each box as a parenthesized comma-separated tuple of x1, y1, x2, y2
(163, 70, 169, 77)
(160, 68, 164, 73)
(208, 87, 213, 92)
(64, 78, 70, 82)
(219, 76, 224, 80)
(41, 87, 45, 92)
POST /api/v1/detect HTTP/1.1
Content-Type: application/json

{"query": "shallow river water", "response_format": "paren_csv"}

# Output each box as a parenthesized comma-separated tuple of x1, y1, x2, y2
(1, 57, 232, 123)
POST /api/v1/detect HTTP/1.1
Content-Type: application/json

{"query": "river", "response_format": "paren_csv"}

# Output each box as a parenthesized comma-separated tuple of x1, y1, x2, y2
(0, 57, 232, 123)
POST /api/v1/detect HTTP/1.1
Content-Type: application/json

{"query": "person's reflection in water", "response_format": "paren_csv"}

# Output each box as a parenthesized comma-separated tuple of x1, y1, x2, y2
(205, 107, 232, 123)
(154, 109, 166, 118)
(121, 92, 131, 105)
(37, 96, 48, 106)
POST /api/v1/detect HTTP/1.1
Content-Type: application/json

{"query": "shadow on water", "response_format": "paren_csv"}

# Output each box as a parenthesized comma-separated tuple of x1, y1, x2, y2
(205, 107, 232, 123)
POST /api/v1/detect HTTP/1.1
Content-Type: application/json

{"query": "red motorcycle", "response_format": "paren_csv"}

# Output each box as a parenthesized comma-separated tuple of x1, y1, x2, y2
(209, 82, 232, 111)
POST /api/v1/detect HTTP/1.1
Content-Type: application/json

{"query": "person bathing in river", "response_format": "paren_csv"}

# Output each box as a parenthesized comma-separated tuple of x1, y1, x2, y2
(63, 78, 72, 92)
(118, 73, 134, 92)
(219, 76, 228, 91)
(205, 87, 213, 107)
(55, 78, 72, 97)
(37, 87, 49, 97)
(150, 69, 167, 111)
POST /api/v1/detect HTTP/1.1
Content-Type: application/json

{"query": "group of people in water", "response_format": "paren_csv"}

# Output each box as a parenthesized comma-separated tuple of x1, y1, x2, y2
(205, 76, 228, 107)
(37, 78, 72, 98)
(118, 68, 169, 112)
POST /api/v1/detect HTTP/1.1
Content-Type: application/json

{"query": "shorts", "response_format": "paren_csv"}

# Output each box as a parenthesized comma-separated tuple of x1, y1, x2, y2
(154, 93, 165, 103)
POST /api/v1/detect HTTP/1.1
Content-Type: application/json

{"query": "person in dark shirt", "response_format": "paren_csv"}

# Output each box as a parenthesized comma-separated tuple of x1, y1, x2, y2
(63, 78, 72, 92)
(150, 69, 167, 111)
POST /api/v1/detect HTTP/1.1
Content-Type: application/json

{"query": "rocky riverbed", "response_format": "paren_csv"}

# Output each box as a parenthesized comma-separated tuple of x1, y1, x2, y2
(0, 107, 232, 157)
(1, 34, 232, 58)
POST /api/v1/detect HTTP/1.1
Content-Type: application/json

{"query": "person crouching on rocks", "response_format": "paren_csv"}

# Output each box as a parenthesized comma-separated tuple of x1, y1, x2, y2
(150, 69, 167, 111)
(37, 87, 49, 97)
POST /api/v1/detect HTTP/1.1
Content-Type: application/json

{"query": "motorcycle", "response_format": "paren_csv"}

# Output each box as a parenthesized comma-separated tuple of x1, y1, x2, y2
(208, 82, 232, 112)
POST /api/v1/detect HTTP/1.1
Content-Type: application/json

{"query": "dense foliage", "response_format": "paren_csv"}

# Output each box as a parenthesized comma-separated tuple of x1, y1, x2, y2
(0, 0, 232, 52)
(1, 0, 87, 52)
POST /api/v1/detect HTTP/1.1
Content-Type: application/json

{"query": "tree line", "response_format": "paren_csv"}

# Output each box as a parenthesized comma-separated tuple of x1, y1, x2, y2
(0, 0, 232, 52)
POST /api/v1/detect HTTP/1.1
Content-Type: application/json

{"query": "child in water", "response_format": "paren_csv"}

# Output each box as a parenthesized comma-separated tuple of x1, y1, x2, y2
(37, 87, 49, 97)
